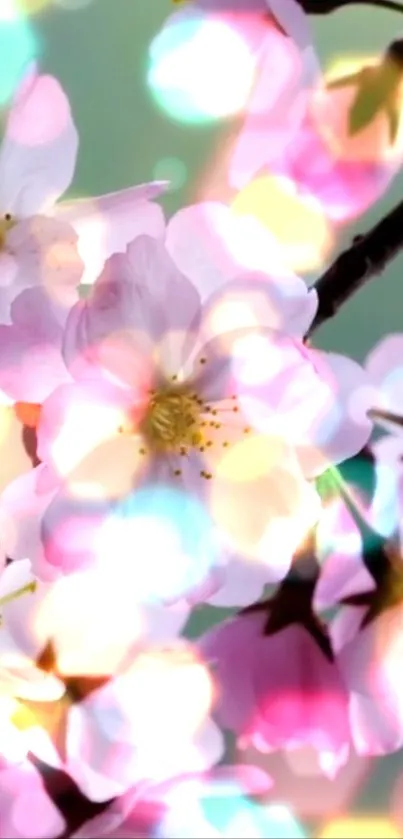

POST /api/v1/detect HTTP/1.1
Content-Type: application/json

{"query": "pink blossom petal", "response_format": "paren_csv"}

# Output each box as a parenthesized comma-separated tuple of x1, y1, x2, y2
(0, 762, 65, 839)
(63, 646, 223, 801)
(365, 333, 403, 418)
(335, 604, 403, 756)
(200, 612, 350, 773)
(314, 551, 375, 612)
(0, 405, 33, 495)
(236, 337, 373, 476)
(0, 70, 78, 215)
(0, 467, 57, 573)
(251, 625, 350, 761)
(166, 202, 317, 336)
(349, 690, 403, 757)
(206, 553, 275, 607)
(229, 31, 313, 188)
(305, 350, 374, 469)
(314, 497, 376, 611)
(272, 109, 400, 223)
(37, 380, 134, 479)
(267, 0, 314, 51)
(200, 612, 265, 730)
(207, 762, 273, 795)
(55, 184, 167, 286)
(62, 235, 201, 384)
(0, 288, 72, 402)
(330, 606, 368, 655)
(1, 215, 84, 320)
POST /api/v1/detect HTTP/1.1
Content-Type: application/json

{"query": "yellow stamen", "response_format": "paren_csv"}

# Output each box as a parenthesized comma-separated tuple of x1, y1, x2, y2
(0, 580, 37, 609)
(0, 213, 16, 250)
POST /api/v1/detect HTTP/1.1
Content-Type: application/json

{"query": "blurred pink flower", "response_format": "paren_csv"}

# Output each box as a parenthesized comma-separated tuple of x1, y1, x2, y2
(228, 0, 319, 188)
(332, 597, 403, 757)
(0, 63, 167, 319)
(162, 0, 318, 189)
(72, 763, 272, 839)
(23, 641, 224, 803)
(200, 609, 351, 779)
(268, 78, 403, 223)
(0, 757, 65, 839)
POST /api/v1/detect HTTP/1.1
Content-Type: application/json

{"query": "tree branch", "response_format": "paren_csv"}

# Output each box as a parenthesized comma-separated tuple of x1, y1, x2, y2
(307, 196, 403, 335)
(297, 0, 403, 15)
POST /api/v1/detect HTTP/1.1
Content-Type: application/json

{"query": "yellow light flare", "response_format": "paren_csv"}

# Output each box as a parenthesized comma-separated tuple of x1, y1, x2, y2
(326, 53, 377, 83)
(210, 435, 320, 563)
(215, 433, 288, 484)
(15, 0, 51, 14)
(310, 54, 403, 165)
(231, 175, 333, 273)
(318, 816, 401, 839)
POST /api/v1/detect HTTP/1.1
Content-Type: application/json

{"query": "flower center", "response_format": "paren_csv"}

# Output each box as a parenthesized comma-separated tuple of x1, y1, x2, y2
(119, 356, 251, 480)
(141, 388, 203, 451)
(0, 213, 16, 250)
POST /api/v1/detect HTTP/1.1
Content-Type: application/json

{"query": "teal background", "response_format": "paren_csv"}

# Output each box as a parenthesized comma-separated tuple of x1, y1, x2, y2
(4, 0, 403, 834)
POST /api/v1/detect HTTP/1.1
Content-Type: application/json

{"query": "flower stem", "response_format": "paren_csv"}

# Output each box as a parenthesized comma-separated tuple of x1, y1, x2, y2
(307, 195, 403, 335)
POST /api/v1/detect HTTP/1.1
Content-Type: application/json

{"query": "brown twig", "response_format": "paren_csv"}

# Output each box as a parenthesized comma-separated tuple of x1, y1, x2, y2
(308, 196, 403, 334)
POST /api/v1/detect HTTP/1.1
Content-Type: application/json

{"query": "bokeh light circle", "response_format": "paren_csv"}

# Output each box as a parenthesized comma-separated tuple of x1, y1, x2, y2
(147, 12, 256, 125)
(153, 156, 187, 190)
(0, 1, 38, 106)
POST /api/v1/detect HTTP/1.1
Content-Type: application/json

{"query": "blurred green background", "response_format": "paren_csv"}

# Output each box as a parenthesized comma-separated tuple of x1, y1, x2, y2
(5, 0, 403, 835)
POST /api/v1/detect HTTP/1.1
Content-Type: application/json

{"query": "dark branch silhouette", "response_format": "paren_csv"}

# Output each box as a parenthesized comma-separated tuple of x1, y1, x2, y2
(298, 0, 403, 15)
(308, 196, 403, 334)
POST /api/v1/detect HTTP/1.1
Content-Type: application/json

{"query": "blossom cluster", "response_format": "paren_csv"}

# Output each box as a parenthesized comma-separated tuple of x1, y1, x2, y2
(1, 0, 403, 836)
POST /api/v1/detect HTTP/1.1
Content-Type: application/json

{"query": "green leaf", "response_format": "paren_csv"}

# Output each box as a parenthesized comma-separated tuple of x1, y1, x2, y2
(348, 84, 381, 135)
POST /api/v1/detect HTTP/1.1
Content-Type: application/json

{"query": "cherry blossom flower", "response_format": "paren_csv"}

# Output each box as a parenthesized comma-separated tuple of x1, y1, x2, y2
(0, 756, 65, 839)
(22, 641, 224, 803)
(0, 216, 373, 600)
(267, 55, 403, 224)
(0, 560, 214, 802)
(0, 63, 167, 320)
(199, 608, 351, 779)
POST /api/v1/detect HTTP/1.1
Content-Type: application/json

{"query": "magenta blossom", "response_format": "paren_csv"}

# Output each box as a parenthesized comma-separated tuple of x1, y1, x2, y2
(199, 609, 351, 779)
